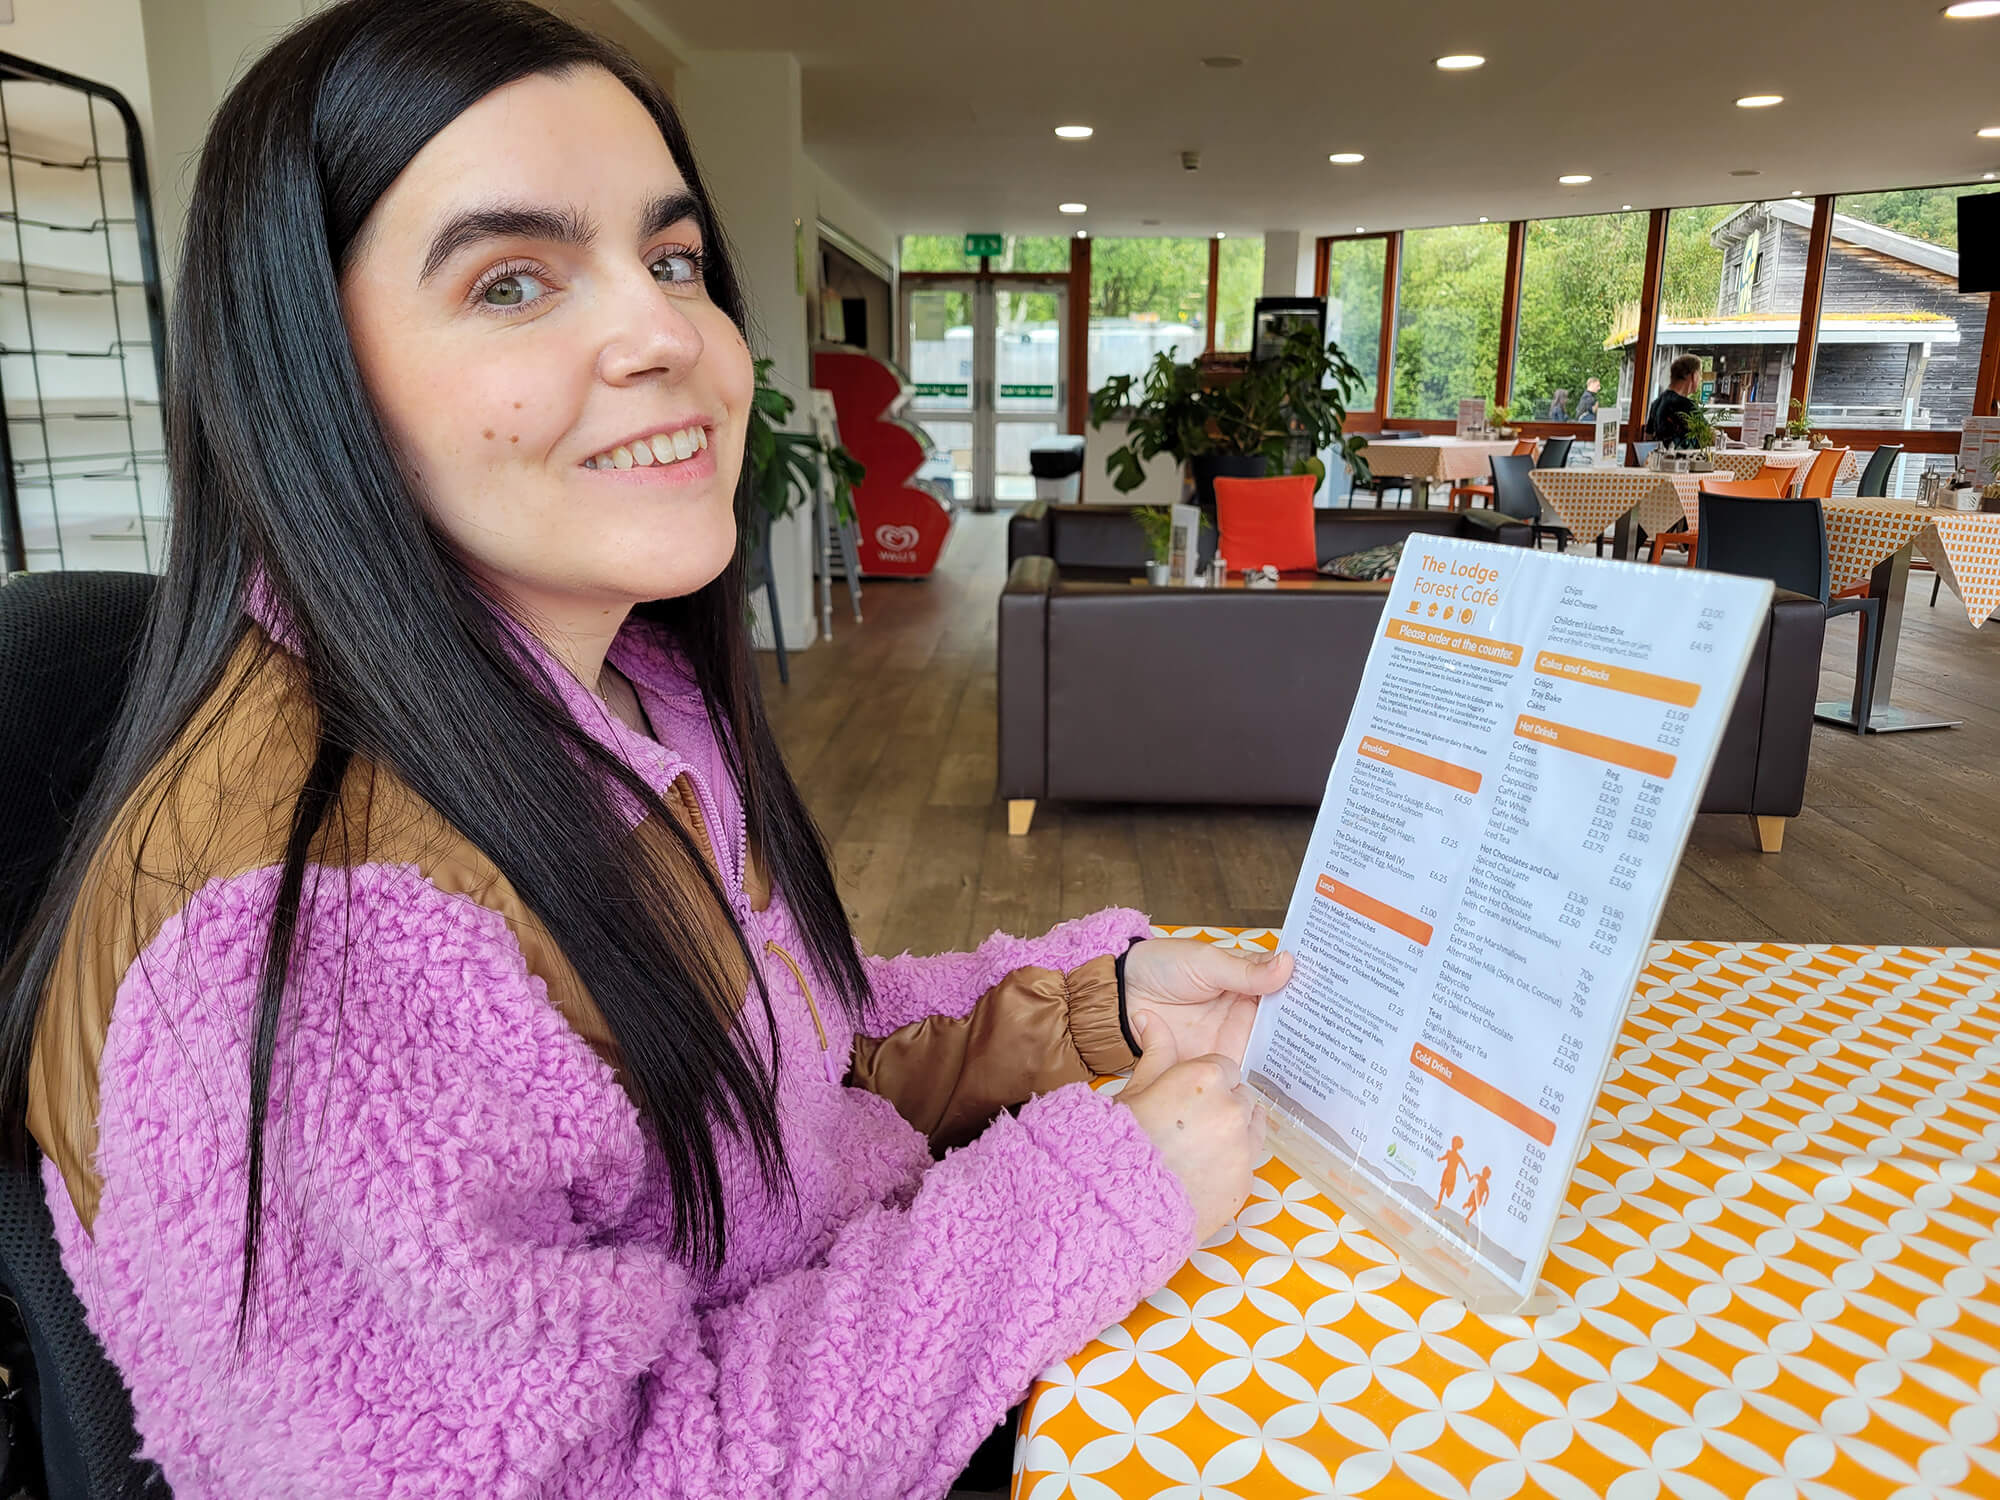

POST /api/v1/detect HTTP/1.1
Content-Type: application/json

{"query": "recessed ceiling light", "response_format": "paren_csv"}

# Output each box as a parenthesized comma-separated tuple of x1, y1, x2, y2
(1558, 174, 1592, 185)
(1141, 217, 1161, 226)
(1202, 55, 1243, 68)
(1054, 125, 1093, 139)
(1980, 126, 2000, 138)
(1730, 168, 1762, 177)
(1328, 152, 1366, 164)
(1356, 225, 1366, 233)
(1478, 216, 1488, 222)
(1621, 204, 1633, 210)
(1058, 202, 1087, 214)
(1735, 94, 1784, 108)
(1790, 189, 1803, 196)
(1944, 1, 2000, 17)
(1988, 172, 1998, 180)
(1214, 231, 1227, 239)
(1435, 54, 1485, 70)
(1075, 229, 1089, 239)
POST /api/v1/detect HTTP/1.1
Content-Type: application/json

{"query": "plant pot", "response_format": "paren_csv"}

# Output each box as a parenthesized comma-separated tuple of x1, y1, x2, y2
(1144, 560, 1172, 586)
(1188, 452, 1267, 513)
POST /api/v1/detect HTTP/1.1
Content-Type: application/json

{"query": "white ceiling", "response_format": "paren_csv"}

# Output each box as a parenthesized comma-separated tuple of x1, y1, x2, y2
(645, 0, 2000, 241)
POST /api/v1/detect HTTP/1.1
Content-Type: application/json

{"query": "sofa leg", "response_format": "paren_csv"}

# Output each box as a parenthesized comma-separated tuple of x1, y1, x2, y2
(1008, 799, 1037, 837)
(1752, 815, 1786, 853)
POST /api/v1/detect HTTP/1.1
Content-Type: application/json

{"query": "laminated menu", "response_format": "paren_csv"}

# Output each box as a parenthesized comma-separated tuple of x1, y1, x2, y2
(1242, 535, 1771, 1311)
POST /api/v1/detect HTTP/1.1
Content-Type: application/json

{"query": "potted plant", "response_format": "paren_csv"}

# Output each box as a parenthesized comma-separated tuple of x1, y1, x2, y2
(1132, 505, 1175, 584)
(1778, 398, 1815, 449)
(1089, 326, 1371, 510)
(1679, 403, 1719, 461)
(744, 357, 864, 528)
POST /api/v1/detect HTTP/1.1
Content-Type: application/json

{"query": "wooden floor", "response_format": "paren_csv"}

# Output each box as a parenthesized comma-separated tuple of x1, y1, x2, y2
(759, 513, 2000, 954)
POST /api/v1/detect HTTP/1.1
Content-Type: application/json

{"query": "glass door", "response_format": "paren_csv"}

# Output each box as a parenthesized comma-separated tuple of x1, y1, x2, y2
(992, 281, 1067, 506)
(903, 278, 977, 503)
(902, 277, 1068, 510)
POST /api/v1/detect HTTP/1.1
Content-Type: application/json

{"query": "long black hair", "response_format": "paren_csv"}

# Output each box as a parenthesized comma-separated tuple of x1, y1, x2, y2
(0, 0, 869, 1320)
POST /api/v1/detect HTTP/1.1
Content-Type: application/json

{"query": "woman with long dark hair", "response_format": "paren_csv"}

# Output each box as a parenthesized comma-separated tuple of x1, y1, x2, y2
(0, 2, 1287, 1493)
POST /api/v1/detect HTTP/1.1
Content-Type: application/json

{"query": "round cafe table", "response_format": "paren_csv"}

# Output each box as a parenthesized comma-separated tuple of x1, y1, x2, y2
(1357, 439, 1520, 510)
(1015, 927, 2000, 1500)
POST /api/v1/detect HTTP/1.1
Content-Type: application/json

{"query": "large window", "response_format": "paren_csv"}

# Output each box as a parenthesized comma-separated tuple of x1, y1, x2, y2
(1806, 183, 1999, 435)
(1391, 222, 1508, 419)
(1213, 237, 1265, 352)
(1638, 201, 1808, 429)
(1323, 237, 1387, 411)
(1087, 236, 1210, 389)
(1512, 212, 1648, 423)
(899, 235, 1069, 274)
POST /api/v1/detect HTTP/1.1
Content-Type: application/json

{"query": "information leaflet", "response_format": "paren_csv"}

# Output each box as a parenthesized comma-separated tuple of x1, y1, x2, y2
(1242, 536, 1771, 1309)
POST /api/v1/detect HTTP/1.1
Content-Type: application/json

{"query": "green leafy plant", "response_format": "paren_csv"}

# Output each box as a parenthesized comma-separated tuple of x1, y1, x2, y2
(1783, 398, 1815, 442)
(1088, 327, 1372, 494)
(744, 358, 864, 525)
(1130, 504, 1210, 564)
(1131, 506, 1174, 564)
(1681, 403, 1719, 452)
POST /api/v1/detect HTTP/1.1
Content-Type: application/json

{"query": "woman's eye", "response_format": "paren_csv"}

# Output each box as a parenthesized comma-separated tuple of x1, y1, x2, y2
(481, 271, 550, 308)
(650, 252, 702, 286)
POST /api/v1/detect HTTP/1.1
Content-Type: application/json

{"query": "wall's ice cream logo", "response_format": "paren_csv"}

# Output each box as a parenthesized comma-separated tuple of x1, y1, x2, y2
(875, 524, 921, 556)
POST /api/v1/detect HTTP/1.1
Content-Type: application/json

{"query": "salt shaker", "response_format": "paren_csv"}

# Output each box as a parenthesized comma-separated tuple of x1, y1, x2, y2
(1208, 554, 1229, 587)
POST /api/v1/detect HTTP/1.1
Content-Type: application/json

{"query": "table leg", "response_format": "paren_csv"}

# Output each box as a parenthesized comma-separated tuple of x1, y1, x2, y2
(1611, 511, 1636, 560)
(1411, 477, 1432, 510)
(1813, 544, 1961, 733)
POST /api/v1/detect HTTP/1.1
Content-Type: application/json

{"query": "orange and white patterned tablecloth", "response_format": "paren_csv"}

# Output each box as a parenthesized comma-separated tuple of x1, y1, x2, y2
(1819, 500, 2000, 628)
(1707, 448, 1861, 489)
(1530, 468, 1690, 546)
(1015, 932, 2000, 1500)
(1359, 439, 1521, 485)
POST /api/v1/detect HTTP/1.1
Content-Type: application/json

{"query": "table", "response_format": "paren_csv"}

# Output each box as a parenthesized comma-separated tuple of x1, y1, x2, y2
(1359, 439, 1520, 511)
(1016, 929, 2000, 1500)
(1529, 469, 1704, 559)
(1708, 448, 1862, 491)
(1806, 500, 2000, 734)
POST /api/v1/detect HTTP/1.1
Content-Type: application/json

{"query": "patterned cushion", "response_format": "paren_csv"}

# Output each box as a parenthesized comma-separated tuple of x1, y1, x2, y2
(1318, 540, 1403, 581)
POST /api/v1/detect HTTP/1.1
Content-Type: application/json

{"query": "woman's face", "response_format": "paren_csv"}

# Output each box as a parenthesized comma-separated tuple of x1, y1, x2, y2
(341, 67, 749, 635)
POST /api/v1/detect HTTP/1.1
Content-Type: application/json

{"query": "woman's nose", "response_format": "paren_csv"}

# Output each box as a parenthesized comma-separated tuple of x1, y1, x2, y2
(598, 267, 705, 385)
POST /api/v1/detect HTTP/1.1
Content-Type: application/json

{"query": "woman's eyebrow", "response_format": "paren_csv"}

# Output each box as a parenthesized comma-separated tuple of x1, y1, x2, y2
(418, 190, 702, 284)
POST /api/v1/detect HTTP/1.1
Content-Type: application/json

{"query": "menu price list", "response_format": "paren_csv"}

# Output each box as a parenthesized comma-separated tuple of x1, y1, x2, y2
(1245, 537, 1770, 1297)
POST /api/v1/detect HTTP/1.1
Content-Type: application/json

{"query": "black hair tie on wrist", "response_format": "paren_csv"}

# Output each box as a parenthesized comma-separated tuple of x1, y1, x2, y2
(1114, 938, 1142, 1055)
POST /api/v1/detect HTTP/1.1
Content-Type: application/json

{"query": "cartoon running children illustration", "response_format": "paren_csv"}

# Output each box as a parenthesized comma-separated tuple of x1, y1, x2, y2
(1461, 1165, 1493, 1224)
(1435, 1136, 1468, 1210)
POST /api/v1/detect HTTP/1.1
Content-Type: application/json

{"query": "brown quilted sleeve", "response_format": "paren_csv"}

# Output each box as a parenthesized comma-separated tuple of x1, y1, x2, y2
(846, 956, 1137, 1154)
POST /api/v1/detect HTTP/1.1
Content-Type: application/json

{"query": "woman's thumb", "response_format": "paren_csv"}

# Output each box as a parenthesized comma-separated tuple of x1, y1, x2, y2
(1234, 948, 1295, 994)
(1126, 1013, 1178, 1089)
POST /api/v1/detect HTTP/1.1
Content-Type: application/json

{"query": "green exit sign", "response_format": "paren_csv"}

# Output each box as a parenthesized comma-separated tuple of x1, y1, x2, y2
(963, 233, 1004, 258)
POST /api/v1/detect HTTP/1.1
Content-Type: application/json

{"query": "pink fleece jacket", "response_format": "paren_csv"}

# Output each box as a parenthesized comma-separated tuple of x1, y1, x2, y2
(45, 604, 1193, 1499)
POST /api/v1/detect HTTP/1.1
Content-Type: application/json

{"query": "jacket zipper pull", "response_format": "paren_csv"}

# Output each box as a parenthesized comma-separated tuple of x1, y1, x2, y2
(765, 939, 840, 1084)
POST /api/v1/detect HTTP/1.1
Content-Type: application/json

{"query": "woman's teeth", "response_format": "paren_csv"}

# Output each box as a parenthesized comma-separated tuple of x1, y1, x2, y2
(584, 424, 709, 470)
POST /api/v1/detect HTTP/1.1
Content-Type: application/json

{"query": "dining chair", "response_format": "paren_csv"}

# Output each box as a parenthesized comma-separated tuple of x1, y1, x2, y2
(0, 570, 174, 1500)
(1349, 431, 1417, 508)
(1648, 467, 1786, 565)
(1627, 441, 1660, 469)
(1797, 447, 1850, 501)
(1696, 493, 1877, 731)
(1856, 444, 1903, 499)
(1489, 453, 1570, 551)
(1533, 435, 1575, 470)
(1447, 438, 1534, 510)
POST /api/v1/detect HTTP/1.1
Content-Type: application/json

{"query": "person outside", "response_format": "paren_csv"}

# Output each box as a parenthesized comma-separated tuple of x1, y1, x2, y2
(1575, 378, 1601, 421)
(1546, 388, 1570, 422)
(1645, 355, 1704, 446)
(0, 3, 1288, 1495)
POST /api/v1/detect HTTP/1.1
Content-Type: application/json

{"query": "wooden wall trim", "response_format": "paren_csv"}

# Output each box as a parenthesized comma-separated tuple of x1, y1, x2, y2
(1313, 237, 1329, 298)
(1377, 231, 1402, 421)
(1626, 209, 1669, 441)
(1975, 289, 2000, 419)
(1067, 235, 1090, 438)
(1495, 220, 1528, 411)
(1205, 237, 1221, 354)
(1790, 194, 1837, 414)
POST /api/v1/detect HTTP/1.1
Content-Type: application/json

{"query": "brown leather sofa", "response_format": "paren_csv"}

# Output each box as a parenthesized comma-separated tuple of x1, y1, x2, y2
(999, 505, 1826, 853)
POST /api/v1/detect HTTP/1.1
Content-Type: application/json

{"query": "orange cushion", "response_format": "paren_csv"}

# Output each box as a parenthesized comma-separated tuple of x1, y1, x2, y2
(1213, 474, 1318, 573)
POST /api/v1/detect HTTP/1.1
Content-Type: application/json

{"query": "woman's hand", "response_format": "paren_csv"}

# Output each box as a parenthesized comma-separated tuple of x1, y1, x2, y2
(1122, 939, 1294, 1065)
(1118, 1013, 1268, 1242)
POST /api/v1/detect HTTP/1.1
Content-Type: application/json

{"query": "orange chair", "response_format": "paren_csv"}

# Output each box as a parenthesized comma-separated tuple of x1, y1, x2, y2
(1448, 440, 1535, 510)
(1797, 446, 1849, 500)
(1648, 468, 1787, 565)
